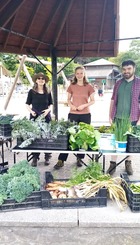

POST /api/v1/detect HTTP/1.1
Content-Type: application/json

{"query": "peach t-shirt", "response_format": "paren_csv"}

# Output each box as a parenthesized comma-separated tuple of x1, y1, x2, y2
(67, 83, 94, 114)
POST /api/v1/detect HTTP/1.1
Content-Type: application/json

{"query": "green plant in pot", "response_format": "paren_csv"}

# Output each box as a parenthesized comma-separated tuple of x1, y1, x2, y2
(114, 118, 131, 142)
(113, 118, 131, 152)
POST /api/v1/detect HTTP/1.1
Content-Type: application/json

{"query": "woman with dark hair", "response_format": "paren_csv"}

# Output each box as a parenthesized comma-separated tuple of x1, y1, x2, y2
(54, 66, 95, 169)
(26, 72, 53, 167)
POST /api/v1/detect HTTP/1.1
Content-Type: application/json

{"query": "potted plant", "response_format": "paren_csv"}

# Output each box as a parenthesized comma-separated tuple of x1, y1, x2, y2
(113, 118, 131, 152)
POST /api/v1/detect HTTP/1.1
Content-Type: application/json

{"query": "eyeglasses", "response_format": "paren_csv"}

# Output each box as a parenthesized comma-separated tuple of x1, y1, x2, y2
(37, 77, 45, 80)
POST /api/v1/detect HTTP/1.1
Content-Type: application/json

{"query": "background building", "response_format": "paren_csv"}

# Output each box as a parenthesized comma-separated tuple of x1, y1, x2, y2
(84, 58, 120, 90)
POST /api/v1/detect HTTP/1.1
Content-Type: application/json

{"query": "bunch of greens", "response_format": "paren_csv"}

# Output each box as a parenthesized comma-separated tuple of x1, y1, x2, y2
(68, 122, 100, 151)
(98, 124, 115, 133)
(0, 115, 14, 125)
(0, 160, 40, 204)
(66, 161, 110, 187)
(113, 118, 131, 141)
(126, 125, 140, 140)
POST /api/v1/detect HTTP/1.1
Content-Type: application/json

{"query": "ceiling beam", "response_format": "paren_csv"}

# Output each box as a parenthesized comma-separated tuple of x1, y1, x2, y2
(20, 0, 41, 51)
(97, 0, 107, 54)
(82, 0, 87, 54)
(0, 0, 11, 13)
(0, 0, 25, 27)
(35, 0, 63, 52)
(53, 0, 74, 47)
(3, 16, 16, 49)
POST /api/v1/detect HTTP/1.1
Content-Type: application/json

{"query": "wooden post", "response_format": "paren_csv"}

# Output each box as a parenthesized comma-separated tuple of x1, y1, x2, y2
(4, 55, 27, 111)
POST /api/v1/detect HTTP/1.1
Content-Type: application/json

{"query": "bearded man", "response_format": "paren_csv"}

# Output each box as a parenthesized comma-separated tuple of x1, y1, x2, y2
(107, 60, 140, 175)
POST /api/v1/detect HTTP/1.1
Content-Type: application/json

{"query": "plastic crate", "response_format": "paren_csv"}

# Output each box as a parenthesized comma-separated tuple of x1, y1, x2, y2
(127, 135, 140, 153)
(17, 135, 68, 150)
(0, 124, 12, 137)
(121, 173, 140, 212)
(41, 172, 107, 209)
(0, 191, 42, 212)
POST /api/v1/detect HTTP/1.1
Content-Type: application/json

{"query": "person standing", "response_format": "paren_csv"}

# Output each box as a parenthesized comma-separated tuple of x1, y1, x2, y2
(107, 60, 140, 175)
(26, 72, 53, 167)
(54, 66, 95, 169)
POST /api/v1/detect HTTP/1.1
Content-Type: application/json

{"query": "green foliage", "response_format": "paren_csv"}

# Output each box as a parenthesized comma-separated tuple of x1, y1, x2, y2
(68, 122, 100, 151)
(66, 161, 110, 186)
(98, 124, 115, 133)
(0, 115, 14, 125)
(0, 160, 40, 205)
(12, 116, 76, 147)
(113, 118, 131, 141)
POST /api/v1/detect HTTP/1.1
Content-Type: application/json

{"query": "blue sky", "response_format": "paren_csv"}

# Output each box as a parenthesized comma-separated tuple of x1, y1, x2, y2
(119, 0, 140, 51)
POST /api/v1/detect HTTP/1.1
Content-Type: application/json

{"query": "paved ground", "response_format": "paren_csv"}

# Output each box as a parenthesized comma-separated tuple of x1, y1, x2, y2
(1, 91, 140, 244)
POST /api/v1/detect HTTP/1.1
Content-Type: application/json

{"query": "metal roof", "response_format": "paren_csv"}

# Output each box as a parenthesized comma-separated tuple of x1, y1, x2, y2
(0, 0, 120, 58)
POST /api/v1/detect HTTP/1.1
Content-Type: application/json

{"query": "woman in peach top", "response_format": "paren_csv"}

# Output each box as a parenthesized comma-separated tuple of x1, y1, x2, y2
(54, 66, 95, 169)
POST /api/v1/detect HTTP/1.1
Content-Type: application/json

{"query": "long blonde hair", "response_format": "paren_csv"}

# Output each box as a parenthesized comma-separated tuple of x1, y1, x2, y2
(72, 66, 89, 85)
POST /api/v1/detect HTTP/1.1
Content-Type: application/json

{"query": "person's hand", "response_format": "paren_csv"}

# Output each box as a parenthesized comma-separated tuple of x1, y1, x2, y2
(42, 109, 50, 117)
(77, 104, 86, 111)
(136, 120, 140, 126)
(31, 110, 36, 117)
(70, 105, 77, 111)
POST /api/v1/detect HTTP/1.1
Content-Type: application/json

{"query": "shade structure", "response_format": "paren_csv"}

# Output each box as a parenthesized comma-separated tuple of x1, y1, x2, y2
(0, 0, 119, 58)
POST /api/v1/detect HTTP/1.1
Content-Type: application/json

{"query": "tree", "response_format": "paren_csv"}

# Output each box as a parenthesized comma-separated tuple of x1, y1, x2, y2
(109, 40, 140, 77)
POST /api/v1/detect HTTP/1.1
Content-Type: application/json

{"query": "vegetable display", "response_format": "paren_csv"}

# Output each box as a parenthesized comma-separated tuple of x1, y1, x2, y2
(45, 162, 127, 210)
(68, 122, 100, 151)
(11, 116, 75, 148)
(0, 160, 40, 204)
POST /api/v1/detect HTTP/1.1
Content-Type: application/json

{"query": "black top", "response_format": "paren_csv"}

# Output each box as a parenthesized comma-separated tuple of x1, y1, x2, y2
(26, 89, 53, 122)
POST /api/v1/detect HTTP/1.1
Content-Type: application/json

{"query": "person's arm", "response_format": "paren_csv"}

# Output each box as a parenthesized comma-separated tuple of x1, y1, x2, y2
(77, 93, 95, 111)
(67, 92, 77, 111)
(109, 99, 114, 124)
(26, 104, 36, 117)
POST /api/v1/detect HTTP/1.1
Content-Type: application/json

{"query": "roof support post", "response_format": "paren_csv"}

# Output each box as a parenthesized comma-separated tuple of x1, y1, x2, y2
(51, 48, 58, 120)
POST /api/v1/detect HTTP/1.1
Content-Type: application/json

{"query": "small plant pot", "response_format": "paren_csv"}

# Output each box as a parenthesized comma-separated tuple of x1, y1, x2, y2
(115, 141, 127, 153)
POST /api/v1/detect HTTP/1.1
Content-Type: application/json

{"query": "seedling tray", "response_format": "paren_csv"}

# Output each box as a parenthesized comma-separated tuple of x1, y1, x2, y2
(41, 172, 107, 209)
(121, 173, 140, 212)
(0, 191, 42, 212)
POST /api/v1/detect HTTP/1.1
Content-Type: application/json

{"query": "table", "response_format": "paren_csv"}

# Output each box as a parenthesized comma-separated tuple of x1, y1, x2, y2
(12, 146, 134, 173)
(12, 146, 101, 166)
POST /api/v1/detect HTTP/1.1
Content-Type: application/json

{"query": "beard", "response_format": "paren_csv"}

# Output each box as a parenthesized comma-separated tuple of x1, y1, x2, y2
(123, 72, 134, 80)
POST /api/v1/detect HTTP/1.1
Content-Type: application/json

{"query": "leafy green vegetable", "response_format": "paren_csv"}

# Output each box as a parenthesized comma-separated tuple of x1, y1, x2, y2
(12, 116, 76, 147)
(0, 160, 40, 205)
(68, 122, 100, 150)
(66, 161, 111, 186)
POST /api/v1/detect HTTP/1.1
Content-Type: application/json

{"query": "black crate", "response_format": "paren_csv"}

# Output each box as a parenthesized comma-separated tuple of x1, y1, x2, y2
(0, 124, 12, 137)
(41, 188, 107, 209)
(121, 177, 140, 212)
(42, 172, 107, 209)
(127, 135, 140, 153)
(0, 191, 42, 212)
(17, 135, 68, 150)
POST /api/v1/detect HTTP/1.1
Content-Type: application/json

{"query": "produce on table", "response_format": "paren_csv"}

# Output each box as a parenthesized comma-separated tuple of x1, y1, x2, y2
(44, 161, 127, 210)
(98, 124, 115, 133)
(11, 116, 75, 148)
(68, 122, 100, 151)
(0, 160, 40, 204)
